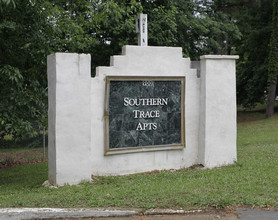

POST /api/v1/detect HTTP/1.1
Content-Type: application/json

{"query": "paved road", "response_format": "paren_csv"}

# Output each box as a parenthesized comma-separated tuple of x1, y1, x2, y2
(237, 208, 278, 220)
(0, 208, 277, 220)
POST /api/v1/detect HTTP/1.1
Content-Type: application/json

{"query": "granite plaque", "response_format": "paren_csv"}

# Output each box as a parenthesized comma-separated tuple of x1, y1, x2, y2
(105, 77, 185, 154)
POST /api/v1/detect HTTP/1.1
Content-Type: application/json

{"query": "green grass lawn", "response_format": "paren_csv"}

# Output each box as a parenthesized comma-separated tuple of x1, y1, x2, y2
(0, 113, 278, 210)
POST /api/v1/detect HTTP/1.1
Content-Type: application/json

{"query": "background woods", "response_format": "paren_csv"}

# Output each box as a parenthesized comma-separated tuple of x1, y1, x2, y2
(0, 0, 276, 140)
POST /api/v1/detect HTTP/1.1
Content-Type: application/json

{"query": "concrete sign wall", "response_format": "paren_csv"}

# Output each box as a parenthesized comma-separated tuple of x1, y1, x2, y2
(47, 46, 238, 186)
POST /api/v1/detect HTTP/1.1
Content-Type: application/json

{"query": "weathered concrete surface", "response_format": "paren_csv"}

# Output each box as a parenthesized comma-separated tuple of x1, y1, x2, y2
(47, 53, 92, 186)
(0, 207, 277, 220)
(96, 214, 238, 220)
(0, 207, 138, 220)
(199, 55, 238, 168)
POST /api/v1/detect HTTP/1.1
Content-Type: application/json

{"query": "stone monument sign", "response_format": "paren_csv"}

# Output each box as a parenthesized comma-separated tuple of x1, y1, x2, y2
(105, 77, 185, 154)
(47, 14, 238, 186)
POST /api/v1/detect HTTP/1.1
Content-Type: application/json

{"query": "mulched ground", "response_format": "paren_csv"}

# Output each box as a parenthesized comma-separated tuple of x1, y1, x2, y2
(0, 149, 47, 169)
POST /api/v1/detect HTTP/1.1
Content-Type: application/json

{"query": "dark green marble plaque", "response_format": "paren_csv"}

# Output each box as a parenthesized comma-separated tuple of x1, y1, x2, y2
(106, 77, 184, 151)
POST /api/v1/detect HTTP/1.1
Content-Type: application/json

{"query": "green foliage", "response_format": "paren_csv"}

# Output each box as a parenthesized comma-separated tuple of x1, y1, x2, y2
(200, 0, 273, 108)
(0, 0, 142, 139)
(265, 0, 278, 118)
(1, 115, 278, 208)
(193, 0, 242, 56)
(88, 0, 143, 70)
(0, 0, 16, 11)
(141, 0, 241, 59)
(232, 0, 273, 108)
(1, 0, 243, 140)
(1, 0, 271, 138)
(141, 1, 178, 47)
(268, 0, 278, 84)
(0, 1, 49, 140)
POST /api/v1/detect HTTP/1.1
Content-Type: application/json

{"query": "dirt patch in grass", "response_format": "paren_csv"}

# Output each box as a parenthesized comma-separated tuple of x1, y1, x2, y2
(237, 104, 278, 123)
(237, 111, 269, 123)
(237, 112, 277, 123)
(0, 149, 47, 169)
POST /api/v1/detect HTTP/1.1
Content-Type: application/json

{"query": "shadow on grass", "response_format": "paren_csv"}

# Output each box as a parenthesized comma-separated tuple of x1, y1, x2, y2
(237, 106, 278, 123)
(0, 162, 48, 188)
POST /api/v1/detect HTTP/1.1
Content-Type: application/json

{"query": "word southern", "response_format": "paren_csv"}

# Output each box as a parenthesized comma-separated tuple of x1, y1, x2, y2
(123, 97, 168, 106)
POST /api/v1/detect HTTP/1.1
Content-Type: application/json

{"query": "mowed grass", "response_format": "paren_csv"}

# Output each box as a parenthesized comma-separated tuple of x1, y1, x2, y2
(0, 114, 278, 209)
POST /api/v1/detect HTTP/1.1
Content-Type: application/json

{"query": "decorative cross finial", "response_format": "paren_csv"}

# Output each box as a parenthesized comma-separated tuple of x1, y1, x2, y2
(136, 14, 148, 46)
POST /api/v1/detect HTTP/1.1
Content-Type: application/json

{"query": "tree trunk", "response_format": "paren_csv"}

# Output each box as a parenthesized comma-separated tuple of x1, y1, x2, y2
(266, 0, 278, 118)
(266, 83, 277, 118)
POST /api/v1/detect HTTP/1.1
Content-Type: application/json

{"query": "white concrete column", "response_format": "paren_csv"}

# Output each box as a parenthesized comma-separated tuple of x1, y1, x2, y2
(199, 55, 239, 168)
(47, 53, 91, 186)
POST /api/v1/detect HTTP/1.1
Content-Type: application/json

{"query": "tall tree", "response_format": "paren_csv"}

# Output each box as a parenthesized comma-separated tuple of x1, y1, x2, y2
(227, 0, 273, 108)
(140, 0, 241, 60)
(0, 1, 51, 140)
(266, 0, 278, 118)
(0, 0, 247, 140)
(0, 0, 143, 139)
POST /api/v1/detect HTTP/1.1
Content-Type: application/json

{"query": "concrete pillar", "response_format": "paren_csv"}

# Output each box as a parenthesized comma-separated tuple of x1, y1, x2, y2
(47, 53, 91, 186)
(199, 55, 239, 168)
